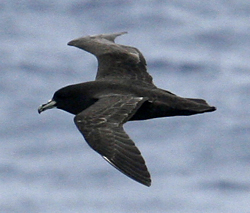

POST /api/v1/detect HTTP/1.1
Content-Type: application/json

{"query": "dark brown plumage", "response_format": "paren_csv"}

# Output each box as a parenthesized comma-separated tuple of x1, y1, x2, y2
(38, 32, 216, 186)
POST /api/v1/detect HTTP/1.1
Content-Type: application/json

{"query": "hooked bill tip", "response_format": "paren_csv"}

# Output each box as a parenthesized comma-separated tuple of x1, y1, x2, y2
(37, 100, 56, 114)
(38, 105, 44, 114)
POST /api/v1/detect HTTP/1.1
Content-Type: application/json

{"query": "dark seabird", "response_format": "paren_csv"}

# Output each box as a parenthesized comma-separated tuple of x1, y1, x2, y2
(38, 32, 216, 187)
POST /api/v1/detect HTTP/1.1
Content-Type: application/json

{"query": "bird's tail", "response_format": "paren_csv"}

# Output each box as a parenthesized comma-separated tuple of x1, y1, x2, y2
(185, 98, 216, 114)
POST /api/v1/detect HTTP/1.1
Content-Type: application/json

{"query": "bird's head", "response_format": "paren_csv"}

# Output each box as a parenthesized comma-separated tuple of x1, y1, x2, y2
(38, 85, 92, 115)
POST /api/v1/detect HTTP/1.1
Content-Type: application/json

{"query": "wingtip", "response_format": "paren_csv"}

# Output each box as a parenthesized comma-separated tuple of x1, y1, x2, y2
(67, 31, 128, 48)
(101, 31, 128, 42)
(117, 31, 128, 36)
(102, 155, 151, 187)
(144, 180, 152, 187)
(137, 177, 151, 187)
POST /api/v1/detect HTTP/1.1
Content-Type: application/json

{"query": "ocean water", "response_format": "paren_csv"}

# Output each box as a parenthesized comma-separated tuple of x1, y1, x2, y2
(1, 0, 250, 212)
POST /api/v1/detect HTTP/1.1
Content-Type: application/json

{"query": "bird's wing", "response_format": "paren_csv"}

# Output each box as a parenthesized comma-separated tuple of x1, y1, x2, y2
(74, 95, 151, 186)
(68, 32, 156, 87)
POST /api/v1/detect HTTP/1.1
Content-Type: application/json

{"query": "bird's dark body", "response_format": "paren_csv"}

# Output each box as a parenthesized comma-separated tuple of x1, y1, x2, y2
(55, 79, 214, 120)
(38, 32, 216, 187)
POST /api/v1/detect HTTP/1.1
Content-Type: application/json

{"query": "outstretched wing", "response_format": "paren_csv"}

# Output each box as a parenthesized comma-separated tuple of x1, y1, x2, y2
(74, 95, 151, 186)
(68, 32, 156, 87)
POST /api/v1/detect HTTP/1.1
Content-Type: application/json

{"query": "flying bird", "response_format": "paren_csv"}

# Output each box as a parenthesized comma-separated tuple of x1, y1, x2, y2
(38, 32, 216, 187)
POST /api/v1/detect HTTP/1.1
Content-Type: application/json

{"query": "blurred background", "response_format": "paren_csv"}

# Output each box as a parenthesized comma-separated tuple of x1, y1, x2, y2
(1, 0, 250, 212)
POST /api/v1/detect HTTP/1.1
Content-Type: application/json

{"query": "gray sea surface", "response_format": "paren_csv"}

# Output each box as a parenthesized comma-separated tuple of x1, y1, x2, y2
(1, 0, 250, 212)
